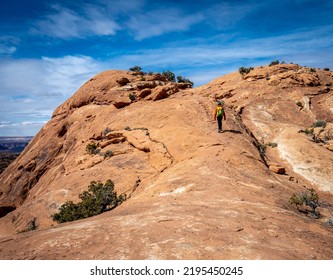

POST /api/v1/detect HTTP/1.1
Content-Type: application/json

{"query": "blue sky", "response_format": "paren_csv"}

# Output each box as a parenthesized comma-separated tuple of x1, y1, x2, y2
(0, 0, 333, 136)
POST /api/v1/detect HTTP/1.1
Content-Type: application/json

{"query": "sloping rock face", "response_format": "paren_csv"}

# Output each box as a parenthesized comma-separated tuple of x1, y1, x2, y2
(1, 65, 333, 260)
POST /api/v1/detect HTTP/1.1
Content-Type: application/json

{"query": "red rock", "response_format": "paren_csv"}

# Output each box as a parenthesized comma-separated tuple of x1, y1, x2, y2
(269, 164, 286, 174)
(1, 66, 333, 260)
(116, 77, 130, 86)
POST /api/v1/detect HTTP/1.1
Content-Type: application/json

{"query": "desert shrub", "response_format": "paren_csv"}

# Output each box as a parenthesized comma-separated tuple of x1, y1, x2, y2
(129, 93, 136, 101)
(323, 68, 330, 71)
(176, 76, 194, 86)
(104, 150, 113, 159)
(258, 142, 267, 157)
(257, 141, 278, 157)
(129, 66, 142, 73)
(309, 68, 316, 73)
(304, 127, 314, 135)
(312, 120, 327, 128)
(238, 67, 254, 75)
(289, 188, 321, 218)
(296, 101, 303, 109)
(162, 70, 176, 82)
(269, 60, 280, 66)
(102, 127, 112, 139)
(86, 143, 99, 155)
(52, 180, 126, 223)
(267, 142, 278, 148)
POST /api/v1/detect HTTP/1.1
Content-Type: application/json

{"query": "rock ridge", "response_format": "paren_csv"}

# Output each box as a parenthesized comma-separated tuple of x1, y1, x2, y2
(1, 63, 333, 260)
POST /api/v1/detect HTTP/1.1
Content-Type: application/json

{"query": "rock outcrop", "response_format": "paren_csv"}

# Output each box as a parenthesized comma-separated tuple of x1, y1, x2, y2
(1, 64, 333, 260)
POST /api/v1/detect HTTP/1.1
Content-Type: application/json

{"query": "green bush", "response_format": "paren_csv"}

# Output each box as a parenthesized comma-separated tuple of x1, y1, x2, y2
(304, 127, 314, 135)
(296, 101, 303, 109)
(102, 127, 112, 139)
(269, 60, 280, 66)
(129, 93, 136, 101)
(52, 180, 126, 223)
(129, 66, 142, 73)
(267, 142, 278, 148)
(176, 76, 194, 86)
(238, 67, 254, 75)
(323, 68, 330, 71)
(258, 142, 267, 157)
(162, 70, 176, 82)
(104, 150, 113, 159)
(86, 143, 99, 155)
(312, 120, 327, 128)
(290, 188, 321, 218)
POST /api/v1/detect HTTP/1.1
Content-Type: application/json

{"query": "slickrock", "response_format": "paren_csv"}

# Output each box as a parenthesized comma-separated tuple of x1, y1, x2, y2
(1, 64, 333, 260)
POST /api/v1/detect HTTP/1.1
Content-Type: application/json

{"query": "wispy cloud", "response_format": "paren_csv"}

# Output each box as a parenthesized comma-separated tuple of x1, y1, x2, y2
(0, 55, 106, 136)
(0, 36, 20, 55)
(32, 4, 120, 39)
(126, 8, 204, 40)
(108, 24, 333, 67)
(0, 121, 47, 128)
(31, 1, 204, 41)
(0, 55, 105, 97)
(204, 1, 257, 29)
(41, 55, 106, 96)
(0, 120, 47, 136)
(0, 44, 16, 55)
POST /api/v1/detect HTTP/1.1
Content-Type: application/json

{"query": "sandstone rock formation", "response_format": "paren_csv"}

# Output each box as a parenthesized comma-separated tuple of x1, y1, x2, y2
(0, 64, 333, 260)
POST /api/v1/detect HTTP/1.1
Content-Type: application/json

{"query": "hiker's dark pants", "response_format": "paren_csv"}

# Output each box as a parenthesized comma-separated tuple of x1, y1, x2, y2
(217, 116, 223, 130)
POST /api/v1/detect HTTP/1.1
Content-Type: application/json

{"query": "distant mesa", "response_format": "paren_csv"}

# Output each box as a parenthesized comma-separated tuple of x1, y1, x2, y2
(0, 137, 33, 153)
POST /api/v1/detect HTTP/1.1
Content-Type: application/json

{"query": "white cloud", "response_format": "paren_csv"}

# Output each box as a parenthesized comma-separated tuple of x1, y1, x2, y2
(0, 44, 16, 55)
(0, 121, 12, 126)
(0, 120, 47, 136)
(0, 56, 105, 98)
(21, 121, 48, 126)
(32, 4, 120, 39)
(108, 24, 333, 67)
(41, 55, 105, 97)
(0, 36, 20, 55)
(31, 2, 204, 41)
(127, 8, 204, 40)
(0, 55, 106, 136)
(0, 121, 47, 128)
(204, 1, 256, 29)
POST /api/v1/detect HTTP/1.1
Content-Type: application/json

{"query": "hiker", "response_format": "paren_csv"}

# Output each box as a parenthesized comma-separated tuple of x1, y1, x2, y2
(213, 101, 226, 133)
